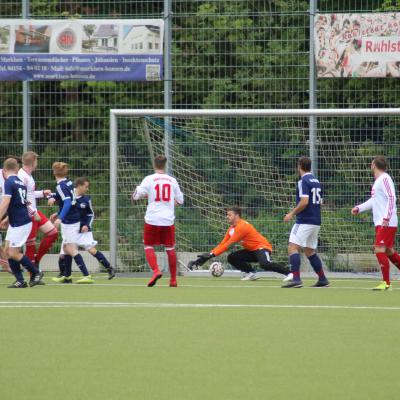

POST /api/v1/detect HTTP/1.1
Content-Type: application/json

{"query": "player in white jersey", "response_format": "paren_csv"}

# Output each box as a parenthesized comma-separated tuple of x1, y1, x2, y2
(132, 155, 184, 287)
(18, 152, 58, 270)
(352, 156, 399, 290)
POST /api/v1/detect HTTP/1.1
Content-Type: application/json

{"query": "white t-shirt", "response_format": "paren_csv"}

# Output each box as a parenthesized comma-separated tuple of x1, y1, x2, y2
(357, 172, 398, 227)
(133, 173, 184, 226)
(18, 168, 44, 212)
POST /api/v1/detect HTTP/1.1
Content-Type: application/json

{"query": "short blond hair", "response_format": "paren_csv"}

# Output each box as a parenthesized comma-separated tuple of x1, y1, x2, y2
(52, 162, 68, 178)
(22, 151, 38, 167)
(3, 158, 18, 172)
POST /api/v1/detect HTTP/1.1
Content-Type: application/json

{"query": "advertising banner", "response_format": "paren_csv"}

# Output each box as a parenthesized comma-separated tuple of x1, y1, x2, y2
(0, 19, 164, 81)
(314, 13, 400, 77)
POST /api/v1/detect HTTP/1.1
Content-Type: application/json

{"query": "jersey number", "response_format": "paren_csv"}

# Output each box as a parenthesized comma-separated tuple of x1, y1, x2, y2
(18, 188, 27, 205)
(155, 184, 171, 202)
(311, 188, 322, 204)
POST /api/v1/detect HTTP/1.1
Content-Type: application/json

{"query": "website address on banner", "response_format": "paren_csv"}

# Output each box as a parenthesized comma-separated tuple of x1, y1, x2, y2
(33, 73, 96, 79)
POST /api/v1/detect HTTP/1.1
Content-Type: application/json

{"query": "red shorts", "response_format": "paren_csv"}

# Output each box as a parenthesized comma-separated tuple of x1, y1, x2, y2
(374, 226, 397, 249)
(143, 223, 175, 247)
(28, 210, 50, 240)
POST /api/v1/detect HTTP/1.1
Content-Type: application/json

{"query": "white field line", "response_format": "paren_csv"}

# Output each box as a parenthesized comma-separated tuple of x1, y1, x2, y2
(0, 301, 400, 310)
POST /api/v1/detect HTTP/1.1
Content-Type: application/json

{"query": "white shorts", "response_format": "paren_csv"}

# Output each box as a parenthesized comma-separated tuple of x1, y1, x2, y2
(61, 222, 80, 245)
(60, 231, 98, 254)
(289, 223, 320, 249)
(6, 222, 32, 248)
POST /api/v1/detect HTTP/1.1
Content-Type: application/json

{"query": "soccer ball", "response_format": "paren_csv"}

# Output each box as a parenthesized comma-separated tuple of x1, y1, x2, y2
(209, 261, 224, 277)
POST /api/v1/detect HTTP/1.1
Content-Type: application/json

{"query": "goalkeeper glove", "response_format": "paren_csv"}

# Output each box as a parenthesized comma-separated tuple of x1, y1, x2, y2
(187, 253, 215, 270)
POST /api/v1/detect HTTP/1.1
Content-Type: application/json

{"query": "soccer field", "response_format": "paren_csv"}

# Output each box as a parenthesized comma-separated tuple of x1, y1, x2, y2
(1, 275, 400, 400)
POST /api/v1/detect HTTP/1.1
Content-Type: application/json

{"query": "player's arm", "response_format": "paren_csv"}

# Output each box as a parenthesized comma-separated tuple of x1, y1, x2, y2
(211, 225, 248, 256)
(132, 178, 149, 201)
(284, 180, 310, 222)
(351, 198, 373, 215)
(35, 189, 52, 199)
(0, 180, 12, 221)
(0, 196, 11, 222)
(187, 230, 231, 270)
(174, 181, 184, 206)
(54, 185, 71, 225)
(381, 177, 395, 227)
(81, 198, 94, 232)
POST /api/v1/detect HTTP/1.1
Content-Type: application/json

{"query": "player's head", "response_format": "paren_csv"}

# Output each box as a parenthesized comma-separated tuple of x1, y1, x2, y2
(75, 177, 90, 195)
(3, 158, 19, 176)
(22, 151, 38, 170)
(154, 155, 167, 172)
(226, 206, 242, 225)
(371, 156, 387, 174)
(52, 162, 68, 179)
(297, 156, 312, 175)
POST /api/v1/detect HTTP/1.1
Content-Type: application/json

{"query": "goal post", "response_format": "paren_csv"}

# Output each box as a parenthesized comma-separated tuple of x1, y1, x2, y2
(110, 108, 400, 275)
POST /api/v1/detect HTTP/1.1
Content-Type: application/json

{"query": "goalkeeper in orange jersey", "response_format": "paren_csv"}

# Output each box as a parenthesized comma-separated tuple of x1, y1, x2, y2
(188, 206, 290, 280)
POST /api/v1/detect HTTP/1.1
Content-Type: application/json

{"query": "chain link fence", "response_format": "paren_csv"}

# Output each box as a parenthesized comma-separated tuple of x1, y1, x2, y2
(1, 1, 400, 273)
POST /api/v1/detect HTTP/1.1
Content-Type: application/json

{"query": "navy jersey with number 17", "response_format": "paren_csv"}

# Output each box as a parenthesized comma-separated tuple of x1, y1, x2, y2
(295, 173, 322, 226)
(3, 175, 31, 227)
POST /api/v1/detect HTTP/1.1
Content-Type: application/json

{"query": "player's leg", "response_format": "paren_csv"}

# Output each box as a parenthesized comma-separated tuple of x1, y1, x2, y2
(385, 228, 400, 272)
(25, 218, 39, 265)
(143, 223, 162, 287)
(304, 248, 329, 287)
(62, 222, 93, 283)
(161, 225, 177, 287)
(373, 226, 396, 290)
(282, 223, 304, 287)
(255, 249, 290, 276)
(5, 223, 43, 287)
(36, 212, 58, 267)
(227, 249, 259, 280)
(52, 243, 73, 282)
(87, 246, 116, 280)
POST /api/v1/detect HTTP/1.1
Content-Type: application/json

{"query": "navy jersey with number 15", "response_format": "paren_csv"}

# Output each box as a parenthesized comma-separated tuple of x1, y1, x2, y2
(3, 175, 31, 227)
(295, 173, 322, 226)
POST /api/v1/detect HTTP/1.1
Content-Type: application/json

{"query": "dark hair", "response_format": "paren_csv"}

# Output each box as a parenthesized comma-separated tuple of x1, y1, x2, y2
(298, 156, 312, 172)
(227, 206, 242, 217)
(5, 154, 22, 164)
(75, 177, 89, 187)
(154, 155, 167, 170)
(373, 156, 387, 171)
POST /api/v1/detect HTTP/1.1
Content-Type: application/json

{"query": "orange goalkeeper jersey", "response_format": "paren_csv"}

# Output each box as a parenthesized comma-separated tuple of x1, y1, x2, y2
(211, 219, 273, 256)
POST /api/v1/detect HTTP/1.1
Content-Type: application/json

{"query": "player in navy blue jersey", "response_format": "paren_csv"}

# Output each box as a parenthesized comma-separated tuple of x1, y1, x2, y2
(53, 177, 115, 280)
(0, 158, 44, 288)
(50, 162, 93, 284)
(282, 156, 329, 288)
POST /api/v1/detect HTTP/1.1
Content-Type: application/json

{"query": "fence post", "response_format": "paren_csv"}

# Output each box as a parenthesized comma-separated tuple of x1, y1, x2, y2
(309, 0, 317, 175)
(109, 112, 118, 269)
(164, 0, 172, 173)
(22, 0, 31, 152)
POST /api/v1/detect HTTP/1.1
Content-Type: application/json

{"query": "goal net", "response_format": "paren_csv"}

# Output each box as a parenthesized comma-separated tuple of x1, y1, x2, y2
(110, 109, 400, 277)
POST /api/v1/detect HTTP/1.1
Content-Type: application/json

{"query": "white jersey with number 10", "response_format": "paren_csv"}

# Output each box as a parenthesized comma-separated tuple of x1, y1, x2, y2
(132, 173, 184, 226)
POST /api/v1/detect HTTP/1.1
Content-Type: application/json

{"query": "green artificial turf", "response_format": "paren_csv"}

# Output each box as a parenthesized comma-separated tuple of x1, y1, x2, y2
(0, 274, 399, 400)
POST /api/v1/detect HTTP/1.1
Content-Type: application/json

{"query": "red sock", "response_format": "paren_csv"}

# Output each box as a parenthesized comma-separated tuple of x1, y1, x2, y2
(388, 251, 400, 270)
(25, 238, 36, 264)
(376, 253, 390, 285)
(144, 247, 160, 274)
(166, 248, 177, 281)
(36, 228, 58, 263)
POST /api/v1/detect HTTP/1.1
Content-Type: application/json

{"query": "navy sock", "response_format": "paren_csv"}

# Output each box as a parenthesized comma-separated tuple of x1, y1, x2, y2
(308, 254, 325, 279)
(20, 255, 39, 275)
(64, 255, 72, 277)
(74, 254, 89, 276)
(58, 256, 66, 276)
(8, 259, 24, 282)
(93, 251, 111, 269)
(289, 253, 301, 280)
